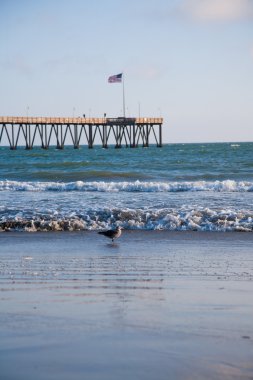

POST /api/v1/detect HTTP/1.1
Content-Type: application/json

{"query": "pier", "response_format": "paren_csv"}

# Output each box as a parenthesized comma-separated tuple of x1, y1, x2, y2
(0, 116, 163, 149)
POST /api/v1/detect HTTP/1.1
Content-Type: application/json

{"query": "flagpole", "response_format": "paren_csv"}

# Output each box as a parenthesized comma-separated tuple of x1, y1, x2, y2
(122, 73, 125, 118)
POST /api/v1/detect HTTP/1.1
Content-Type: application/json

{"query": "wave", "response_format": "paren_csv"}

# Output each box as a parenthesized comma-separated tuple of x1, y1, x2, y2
(1, 207, 253, 232)
(1, 179, 253, 193)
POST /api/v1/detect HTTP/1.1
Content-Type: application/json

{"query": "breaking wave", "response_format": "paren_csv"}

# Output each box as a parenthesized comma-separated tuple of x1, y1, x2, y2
(1, 207, 253, 232)
(1, 180, 253, 193)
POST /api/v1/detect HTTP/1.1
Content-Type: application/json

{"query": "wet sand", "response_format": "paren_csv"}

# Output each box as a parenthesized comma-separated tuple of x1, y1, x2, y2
(0, 231, 253, 379)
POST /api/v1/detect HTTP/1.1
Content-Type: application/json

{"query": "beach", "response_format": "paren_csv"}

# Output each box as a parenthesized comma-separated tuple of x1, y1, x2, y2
(1, 230, 252, 380)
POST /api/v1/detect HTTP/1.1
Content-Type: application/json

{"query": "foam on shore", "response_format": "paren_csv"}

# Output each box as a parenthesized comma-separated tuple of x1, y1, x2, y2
(1, 179, 253, 192)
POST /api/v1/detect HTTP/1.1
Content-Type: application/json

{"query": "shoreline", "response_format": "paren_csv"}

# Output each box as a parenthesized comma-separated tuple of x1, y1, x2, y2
(1, 229, 253, 249)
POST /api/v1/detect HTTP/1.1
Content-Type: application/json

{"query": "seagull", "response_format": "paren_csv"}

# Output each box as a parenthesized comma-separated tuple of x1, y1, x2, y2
(98, 226, 123, 242)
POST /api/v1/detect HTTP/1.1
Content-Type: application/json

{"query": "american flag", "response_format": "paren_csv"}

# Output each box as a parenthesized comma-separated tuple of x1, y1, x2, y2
(108, 73, 122, 83)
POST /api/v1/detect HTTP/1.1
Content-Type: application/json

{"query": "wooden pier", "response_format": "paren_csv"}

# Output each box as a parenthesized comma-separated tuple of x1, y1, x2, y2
(0, 116, 163, 149)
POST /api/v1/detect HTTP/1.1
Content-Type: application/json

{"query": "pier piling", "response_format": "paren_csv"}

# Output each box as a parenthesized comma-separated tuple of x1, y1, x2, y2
(0, 117, 163, 149)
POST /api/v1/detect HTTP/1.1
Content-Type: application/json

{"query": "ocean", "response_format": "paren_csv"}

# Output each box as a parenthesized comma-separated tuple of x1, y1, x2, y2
(1, 142, 253, 380)
(0, 142, 253, 232)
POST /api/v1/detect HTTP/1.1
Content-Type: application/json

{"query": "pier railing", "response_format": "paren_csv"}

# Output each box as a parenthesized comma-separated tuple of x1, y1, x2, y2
(0, 116, 163, 149)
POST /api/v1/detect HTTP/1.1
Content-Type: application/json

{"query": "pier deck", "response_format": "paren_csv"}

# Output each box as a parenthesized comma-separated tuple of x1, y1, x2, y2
(0, 116, 163, 149)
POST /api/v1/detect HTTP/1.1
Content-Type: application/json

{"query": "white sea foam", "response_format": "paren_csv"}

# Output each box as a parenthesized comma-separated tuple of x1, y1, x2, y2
(1, 207, 253, 232)
(1, 180, 253, 193)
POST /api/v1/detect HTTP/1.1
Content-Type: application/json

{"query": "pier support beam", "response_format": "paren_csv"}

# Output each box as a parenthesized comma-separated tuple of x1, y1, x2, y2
(74, 125, 79, 149)
(142, 124, 149, 148)
(114, 125, 122, 148)
(102, 124, 108, 148)
(130, 124, 136, 148)
(88, 124, 93, 148)
(158, 123, 162, 147)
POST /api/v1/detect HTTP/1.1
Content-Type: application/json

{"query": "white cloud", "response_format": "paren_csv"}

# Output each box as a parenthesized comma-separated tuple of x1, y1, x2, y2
(180, 0, 253, 22)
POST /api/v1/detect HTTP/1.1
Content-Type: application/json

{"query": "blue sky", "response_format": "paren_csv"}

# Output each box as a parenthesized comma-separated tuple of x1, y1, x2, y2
(1, 0, 253, 143)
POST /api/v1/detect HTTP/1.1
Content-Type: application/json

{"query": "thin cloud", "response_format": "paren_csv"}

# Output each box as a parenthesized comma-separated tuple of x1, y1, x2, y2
(0, 55, 33, 77)
(128, 64, 163, 80)
(180, 0, 253, 22)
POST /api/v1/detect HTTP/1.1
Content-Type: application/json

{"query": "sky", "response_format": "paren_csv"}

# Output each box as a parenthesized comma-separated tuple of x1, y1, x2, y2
(0, 0, 253, 143)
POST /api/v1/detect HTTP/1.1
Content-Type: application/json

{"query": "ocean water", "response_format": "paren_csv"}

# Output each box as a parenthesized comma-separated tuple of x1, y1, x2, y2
(0, 142, 253, 232)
